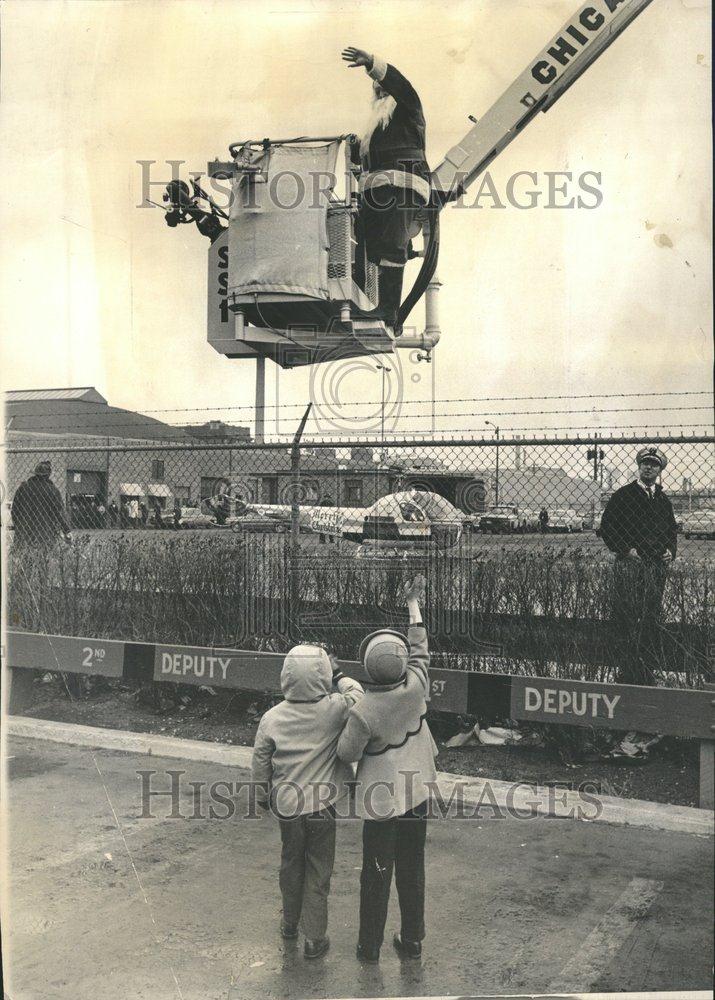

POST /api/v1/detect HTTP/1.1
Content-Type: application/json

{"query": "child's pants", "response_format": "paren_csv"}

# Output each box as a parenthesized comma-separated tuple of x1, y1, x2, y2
(358, 798, 428, 951)
(278, 804, 336, 940)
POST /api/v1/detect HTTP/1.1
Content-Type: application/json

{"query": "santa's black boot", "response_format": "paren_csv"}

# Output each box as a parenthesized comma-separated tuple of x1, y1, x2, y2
(360, 266, 404, 329)
(378, 266, 404, 330)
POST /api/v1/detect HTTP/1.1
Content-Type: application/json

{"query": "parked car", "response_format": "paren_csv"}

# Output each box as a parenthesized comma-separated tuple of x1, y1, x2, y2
(546, 509, 583, 533)
(520, 509, 542, 532)
(159, 507, 179, 527)
(681, 509, 715, 540)
(479, 505, 536, 533)
(230, 512, 288, 534)
(179, 506, 222, 529)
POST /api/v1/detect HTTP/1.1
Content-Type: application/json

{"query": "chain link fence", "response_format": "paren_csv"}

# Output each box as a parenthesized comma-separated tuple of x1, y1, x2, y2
(4, 433, 714, 687)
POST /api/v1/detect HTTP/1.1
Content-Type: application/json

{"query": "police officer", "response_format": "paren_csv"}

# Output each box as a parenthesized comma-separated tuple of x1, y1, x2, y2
(599, 447, 677, 685)
(342, 47, 430, 331)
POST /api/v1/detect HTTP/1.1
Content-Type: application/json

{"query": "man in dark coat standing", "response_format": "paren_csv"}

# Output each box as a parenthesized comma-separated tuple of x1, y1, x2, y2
(599, 447, 677, 685)
(11, 460, 72, 547)
(342, 46, 430, 330)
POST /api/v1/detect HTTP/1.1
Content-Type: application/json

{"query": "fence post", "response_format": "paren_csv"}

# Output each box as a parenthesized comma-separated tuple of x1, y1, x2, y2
(700, 682, 715, 810)
(7, 666, 35, 714)
(290, 405, 313, 639)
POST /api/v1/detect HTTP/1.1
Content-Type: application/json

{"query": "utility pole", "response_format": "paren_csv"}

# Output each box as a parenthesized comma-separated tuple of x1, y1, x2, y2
(485, 420, 500, 504)
(376, 363, 391, 465)
(593, 432, 599, 482)
(254, 356, 266, 444)
(587, 434, 605, 484)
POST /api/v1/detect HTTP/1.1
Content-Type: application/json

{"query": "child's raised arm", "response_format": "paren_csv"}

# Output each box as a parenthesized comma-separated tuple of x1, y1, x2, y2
(404, 575, 430, 696)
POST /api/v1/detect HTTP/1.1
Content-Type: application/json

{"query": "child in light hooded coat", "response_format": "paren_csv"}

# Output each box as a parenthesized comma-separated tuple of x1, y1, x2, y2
(337, 575, 437, 963)
(252, 644, 362, 960)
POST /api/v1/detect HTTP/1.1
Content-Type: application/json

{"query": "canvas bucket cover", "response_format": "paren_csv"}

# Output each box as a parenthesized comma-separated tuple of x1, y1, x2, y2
(228, 141, 341, 301)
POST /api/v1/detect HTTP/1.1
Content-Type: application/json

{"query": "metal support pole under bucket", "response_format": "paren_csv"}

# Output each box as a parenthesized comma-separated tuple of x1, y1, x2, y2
(290, 404, 313, 637)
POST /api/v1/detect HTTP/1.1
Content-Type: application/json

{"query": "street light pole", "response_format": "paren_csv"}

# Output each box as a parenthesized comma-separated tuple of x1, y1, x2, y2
(376, 363, 391, 464)
(485, 420, 500, 504)
(255, 356, 266, 444)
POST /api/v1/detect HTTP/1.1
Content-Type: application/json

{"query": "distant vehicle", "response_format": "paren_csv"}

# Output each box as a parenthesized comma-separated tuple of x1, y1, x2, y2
(478, 505, 537, 534)
(521, 509, 542, 532)
(174, 498, 284, 532)
(240, 489, 463, 551)
(179, 506, 222, 529)
(231, 511, 287, 534)
(546, 509, 583, 533)
(681, 509, 715, 540)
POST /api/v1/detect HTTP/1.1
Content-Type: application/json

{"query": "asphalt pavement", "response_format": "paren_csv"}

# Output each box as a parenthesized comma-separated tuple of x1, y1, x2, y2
(4, 735, 713, 1000)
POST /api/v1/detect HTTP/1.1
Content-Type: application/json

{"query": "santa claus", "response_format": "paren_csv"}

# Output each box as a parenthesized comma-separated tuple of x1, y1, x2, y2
(342, 47, 431, 331)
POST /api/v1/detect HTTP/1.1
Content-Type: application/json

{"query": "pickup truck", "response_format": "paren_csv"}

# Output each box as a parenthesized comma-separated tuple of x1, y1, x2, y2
(479, 505, 537, 534)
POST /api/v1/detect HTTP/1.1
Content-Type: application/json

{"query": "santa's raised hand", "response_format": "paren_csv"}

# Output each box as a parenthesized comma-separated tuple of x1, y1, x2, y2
(342, 47, 372, 69)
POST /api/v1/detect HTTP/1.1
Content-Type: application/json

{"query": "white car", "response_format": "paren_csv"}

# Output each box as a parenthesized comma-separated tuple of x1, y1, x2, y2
(547, 509, 583, 533)
(681, 509, 715, 540)
(479, 505, 531, 533)
(179, 506, 222, 528)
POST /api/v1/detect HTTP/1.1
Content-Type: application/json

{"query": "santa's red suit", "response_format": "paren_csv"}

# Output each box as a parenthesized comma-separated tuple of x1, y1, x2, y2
(352, 56, 430, 329)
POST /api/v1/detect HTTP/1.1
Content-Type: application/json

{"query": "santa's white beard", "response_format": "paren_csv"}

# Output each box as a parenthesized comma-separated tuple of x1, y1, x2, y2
(359, 94, 397, 159)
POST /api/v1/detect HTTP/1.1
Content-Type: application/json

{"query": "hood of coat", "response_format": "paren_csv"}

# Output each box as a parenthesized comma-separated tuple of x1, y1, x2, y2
(280, 645, 333, 702)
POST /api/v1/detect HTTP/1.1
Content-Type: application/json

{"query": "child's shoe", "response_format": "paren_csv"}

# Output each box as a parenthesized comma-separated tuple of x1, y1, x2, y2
(304, 936, 330, 959)
(393, 933, 421, 959)
(356, 942, 380, 963)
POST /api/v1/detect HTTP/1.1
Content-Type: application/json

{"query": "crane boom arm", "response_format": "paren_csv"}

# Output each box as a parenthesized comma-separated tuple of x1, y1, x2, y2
(431, 0, 655, 201)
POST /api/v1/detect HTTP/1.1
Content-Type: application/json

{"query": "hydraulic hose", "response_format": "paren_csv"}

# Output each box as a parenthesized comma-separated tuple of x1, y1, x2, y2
(396, 206, 440, 332)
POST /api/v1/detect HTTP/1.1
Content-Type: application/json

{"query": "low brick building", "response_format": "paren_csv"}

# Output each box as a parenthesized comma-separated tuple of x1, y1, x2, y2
(4, 388, 491, 523)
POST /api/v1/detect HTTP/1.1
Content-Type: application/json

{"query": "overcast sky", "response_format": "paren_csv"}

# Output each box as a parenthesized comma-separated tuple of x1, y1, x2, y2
(1, 0, 712, 439)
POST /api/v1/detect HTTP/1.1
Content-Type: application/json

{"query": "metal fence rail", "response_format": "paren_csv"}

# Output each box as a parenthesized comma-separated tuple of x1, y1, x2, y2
(4, 433, 714, 687)
(5, 629, 715, 807)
